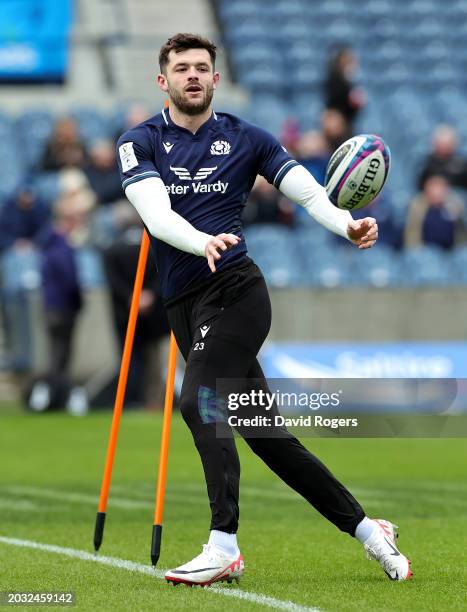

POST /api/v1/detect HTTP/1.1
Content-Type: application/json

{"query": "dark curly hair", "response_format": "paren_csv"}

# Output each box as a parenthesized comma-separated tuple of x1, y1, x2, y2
(159, 33, 217, 74)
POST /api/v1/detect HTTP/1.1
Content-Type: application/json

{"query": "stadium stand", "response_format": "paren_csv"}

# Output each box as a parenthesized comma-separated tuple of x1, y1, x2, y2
(216, 0, 467, 193)
(0, 0, 467, 313)
(212, 0, 467, 286)
(1, 0, 467, 406)
(105, 0, 244, 107)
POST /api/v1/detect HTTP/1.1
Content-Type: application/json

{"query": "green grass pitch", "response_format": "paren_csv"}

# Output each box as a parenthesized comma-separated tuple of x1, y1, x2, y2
(0, 408, 466, 611)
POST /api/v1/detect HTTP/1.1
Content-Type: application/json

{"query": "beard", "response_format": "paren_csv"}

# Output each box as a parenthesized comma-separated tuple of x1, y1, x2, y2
(167, 82, 214, 116)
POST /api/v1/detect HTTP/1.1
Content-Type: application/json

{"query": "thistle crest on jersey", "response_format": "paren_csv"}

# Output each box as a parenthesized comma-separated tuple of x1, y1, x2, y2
(210, 140, 231, 155)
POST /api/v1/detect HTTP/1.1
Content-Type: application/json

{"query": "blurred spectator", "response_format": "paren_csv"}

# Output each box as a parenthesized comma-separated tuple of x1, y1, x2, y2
(296, 130, 329, 186)
(418, 125, 467, 190)
(0, 183, 50, 252)
(243, 176, 295, 227)
(113, 103, 151, 143)
(124, 103, 151, 128)
(404, 175, 465, 250)
(103, 208, 170, 409)
(84, 139, 123, 206)
(40, 117, 88, 171)
(30, 193, 86, 411)
(331, 190, 403, 250)
(323, 46, 366, 132)
(353, 192, 403, 250)
(280, 118, 301, 159)
(57, 169, 96, 245)
(321, 108, 350, 153)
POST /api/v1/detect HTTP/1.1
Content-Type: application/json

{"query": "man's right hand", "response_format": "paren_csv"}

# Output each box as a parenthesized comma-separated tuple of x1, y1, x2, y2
(205, 233, 241, 272)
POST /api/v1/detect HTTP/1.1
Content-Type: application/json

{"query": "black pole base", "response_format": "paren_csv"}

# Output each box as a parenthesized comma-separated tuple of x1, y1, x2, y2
(94, 512, 106, 552)
(151, 524, 162, 567)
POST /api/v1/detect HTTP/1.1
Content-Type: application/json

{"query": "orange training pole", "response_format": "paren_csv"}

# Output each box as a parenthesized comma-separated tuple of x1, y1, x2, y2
(151, 331, 178, 566)
(93, 230, 151, 552)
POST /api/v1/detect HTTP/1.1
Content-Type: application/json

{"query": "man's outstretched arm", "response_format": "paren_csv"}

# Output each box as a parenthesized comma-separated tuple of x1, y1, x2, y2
(125, 177, 240, 271)
(278, 165, 379, 249)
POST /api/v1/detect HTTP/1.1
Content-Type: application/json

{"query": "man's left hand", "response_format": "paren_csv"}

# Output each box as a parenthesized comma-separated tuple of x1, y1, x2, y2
(347, 217, 378, 249)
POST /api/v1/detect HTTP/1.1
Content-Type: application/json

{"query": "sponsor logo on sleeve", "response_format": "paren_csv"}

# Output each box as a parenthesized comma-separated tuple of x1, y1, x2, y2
(119, 142, 138, 171)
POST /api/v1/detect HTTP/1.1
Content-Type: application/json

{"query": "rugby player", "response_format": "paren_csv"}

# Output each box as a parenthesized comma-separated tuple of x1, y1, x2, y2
(116, 33, 412, 586)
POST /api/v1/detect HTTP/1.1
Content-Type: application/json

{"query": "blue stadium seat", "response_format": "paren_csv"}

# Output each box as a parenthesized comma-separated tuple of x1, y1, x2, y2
(243, 224, 302, 287)
(275, 20, 312, 44)
(452, 0, 467, 17)
(269, 0, 304, 21)
(256, 256, 304, 288)
(0, 131, 23, 197)
(426, 63, 458, 88)
(409, 18, 444, 44)
(365, 0, 393, 20)
(247, 99, 288, 133)
(32, 173, 60, 204)
(294, 230, 355, 288)
(0, 248, 41, 293)
(224, 22, 273, 46)
(373, 63, 411, 90)
(366, 41, 403, 66)
(289, 64, 322, 91)
(295, 226, 334, 252)
(307, 251, 354, 288)
(75, 247, 106, 289)
(411, 0, 438, 17)
(0, 172, 22, 200)
(16, 110, 53, 141)
(324, 19, 355, 42)
(16, 110, 54, 169)
(0, 113, 14, 140)
(401, 247, 451, 286)
(244, 224, 293, 247)
(317, 0, 349, 20)
(450, 247, 467, 284)
(353, 246, 402, 287)
(371, 18, 399, 39)
(233, 43, 274, 66)
(89, 207, 119, 248)
(284, 42, 327, 68)
(218, 1, 259, 22)
(70, 108, 111, 144)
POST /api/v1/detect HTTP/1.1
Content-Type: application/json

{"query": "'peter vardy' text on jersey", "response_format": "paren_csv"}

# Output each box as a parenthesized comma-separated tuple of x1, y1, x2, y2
(116, 109, 298, 301)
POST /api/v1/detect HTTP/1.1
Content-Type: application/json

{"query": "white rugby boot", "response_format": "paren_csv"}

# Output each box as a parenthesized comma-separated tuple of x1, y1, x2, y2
(364, 519, 413, 581)
(165, 544, 244, 586)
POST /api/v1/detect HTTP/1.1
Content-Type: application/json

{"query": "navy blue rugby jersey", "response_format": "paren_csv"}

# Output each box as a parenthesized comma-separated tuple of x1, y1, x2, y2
(116, 108, 299, 301)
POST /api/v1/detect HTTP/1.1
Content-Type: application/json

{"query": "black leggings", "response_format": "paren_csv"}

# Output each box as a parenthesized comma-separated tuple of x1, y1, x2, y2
(166, 259, 365, 535)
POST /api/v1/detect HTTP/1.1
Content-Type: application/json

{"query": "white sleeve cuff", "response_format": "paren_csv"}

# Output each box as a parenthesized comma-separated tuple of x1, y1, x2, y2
(125, 177, 212, 256)
(278, 164, 352, 240)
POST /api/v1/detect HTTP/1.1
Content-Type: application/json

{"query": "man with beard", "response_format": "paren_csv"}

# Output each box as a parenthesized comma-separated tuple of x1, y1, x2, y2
(116, 33, 411, 586)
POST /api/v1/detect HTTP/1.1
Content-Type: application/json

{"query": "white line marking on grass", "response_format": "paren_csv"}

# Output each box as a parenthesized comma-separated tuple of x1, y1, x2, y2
(170, 482, 298, 500)
(113, 483, 388, 509)
(113, 483, 301, 503)
(3, 486, 147, 510)
(0, 499, 42, 512)
(3, 486, 207, 509)
(169, 483, 389, 506)
(0, 537, 321, 612)
(12, 481, 459, 517)
(348, 486, 467, 508)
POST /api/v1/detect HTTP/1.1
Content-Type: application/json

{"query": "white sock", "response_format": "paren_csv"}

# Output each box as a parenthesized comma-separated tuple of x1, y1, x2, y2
(354, 517, 377, 544)
(208, 530, 239, 557)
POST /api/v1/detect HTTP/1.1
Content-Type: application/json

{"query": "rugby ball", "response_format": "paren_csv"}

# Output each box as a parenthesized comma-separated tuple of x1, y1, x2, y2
(325, 134, 391, 211)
